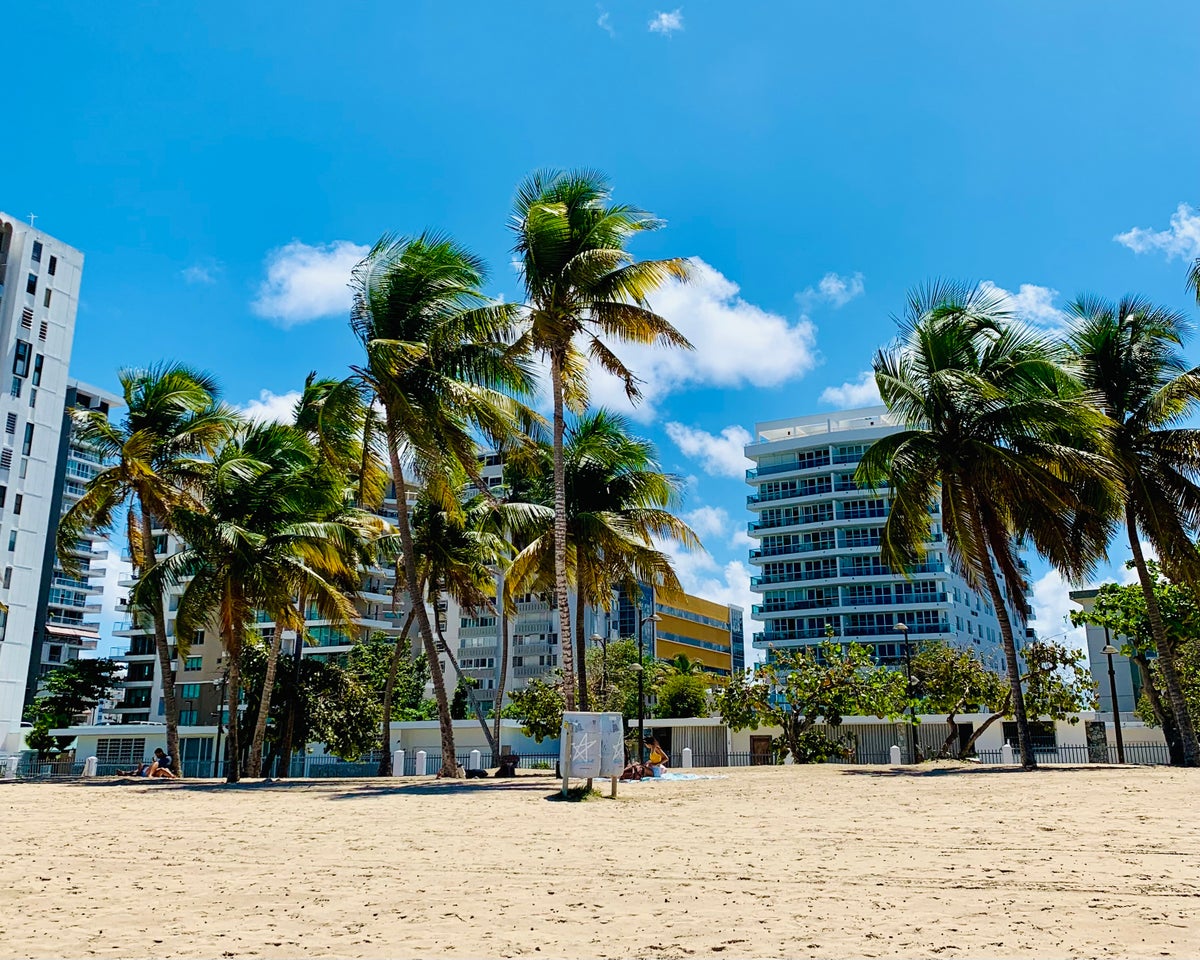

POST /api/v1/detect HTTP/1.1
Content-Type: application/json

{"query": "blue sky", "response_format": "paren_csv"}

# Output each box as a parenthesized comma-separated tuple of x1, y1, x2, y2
(6, 2, 1200, 652)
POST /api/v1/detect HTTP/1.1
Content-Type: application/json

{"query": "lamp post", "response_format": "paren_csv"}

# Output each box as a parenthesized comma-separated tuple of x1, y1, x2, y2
(591, 633, 607, 703)
(894, 622, 917, 764)
(636, 609, 662, 762)
(210, 667, 228, 779)
(1102, 626, 1126, 764)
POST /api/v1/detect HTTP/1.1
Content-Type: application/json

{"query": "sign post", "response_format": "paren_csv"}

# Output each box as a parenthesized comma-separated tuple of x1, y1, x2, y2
(561, 711, 625, 798)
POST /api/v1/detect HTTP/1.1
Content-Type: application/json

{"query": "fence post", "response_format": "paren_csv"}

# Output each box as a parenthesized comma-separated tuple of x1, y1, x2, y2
(415, 750, 427, 776)
(682, 747, 693, 768)
(469, 749, 481, 771)
(1001, 742, 1014, 765)
(392, 749, 405, 777)
(889, 744, 902, 765)
(82, 756, 98, 777)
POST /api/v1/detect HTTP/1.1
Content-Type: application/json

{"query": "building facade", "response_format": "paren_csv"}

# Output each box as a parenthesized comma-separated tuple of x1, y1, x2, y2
(745, 407, 1033, 670)
(1070, 588, 1141, 718)
(0, 214, 85, 752)
(24, 380, 123, 704)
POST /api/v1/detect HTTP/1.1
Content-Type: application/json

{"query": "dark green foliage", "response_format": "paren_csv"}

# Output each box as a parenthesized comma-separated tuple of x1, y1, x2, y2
(654, 674, 708, 719)
(24, 658, 121, 758)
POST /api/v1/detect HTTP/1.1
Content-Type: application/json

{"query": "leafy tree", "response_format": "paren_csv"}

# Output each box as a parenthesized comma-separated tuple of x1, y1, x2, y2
(56, 363, 238, 774)
(23, 659, 121, 758)
(503, 675, 566, 743)
(1069, 296, 1200, 766)
(1069, 564, 1200, 763)
(857, 283, 1115, 768)
(654, 674, 708, 719)
(511, 170, 693, 709)
(716, 642, 908, 763)
(351, 232, 535, 777)
(916, 640, 1095, 757)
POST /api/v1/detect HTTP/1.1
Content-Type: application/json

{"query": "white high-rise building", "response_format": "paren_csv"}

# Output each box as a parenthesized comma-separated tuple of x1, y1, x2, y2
(0, 213, 86, 751)
(745, 407, 1034, 672)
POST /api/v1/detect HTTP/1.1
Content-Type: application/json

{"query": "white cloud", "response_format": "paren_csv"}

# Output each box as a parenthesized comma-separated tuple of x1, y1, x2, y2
(596, 6, 615, 36)
(1032, 569, 1088, 653)
(979, 280, 1070, 332)
(561, 258, 818, 420)
(683, 505, 729, 540)
(819, 370, 880, 408)
(238, 389, 301, 425)
(1114, 203, 1200, 261)
(182, 262, 220, 285)
(648, 8, 683, 33)
(252, 240, 368, 327)
(729, 528, 756, 551)
(664, 422, 753, 478)
(801, 271, 865, 309)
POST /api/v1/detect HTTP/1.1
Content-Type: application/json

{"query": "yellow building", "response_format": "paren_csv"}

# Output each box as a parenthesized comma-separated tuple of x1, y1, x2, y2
(616, 584, 745, 676)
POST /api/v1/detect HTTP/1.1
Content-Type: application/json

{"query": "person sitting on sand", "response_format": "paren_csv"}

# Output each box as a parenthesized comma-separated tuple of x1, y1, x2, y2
(146, 748, 177, 779)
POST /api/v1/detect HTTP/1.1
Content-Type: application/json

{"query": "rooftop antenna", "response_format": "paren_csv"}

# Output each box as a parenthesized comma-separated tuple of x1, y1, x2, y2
(27, 213, 37, 228)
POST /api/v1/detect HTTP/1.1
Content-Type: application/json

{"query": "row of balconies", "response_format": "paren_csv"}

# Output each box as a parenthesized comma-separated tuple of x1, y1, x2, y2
(749, 533, 944, 560)
(753, 591, 949, 617)
(753, 621, 952, 645)
(751, 562, 946, 589)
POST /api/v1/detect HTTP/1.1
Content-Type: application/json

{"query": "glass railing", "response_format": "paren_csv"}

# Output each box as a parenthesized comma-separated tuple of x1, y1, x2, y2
(752, 597, 837, 615)
(745, 457, 831, 481)
(751, 568, 837, 587)
(844, 622, 951, 637)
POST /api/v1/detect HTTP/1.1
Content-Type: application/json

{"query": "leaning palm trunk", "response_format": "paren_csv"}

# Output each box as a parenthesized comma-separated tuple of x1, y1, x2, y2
(377, 608, 416, 776)
(550, 353, 576, 710)
(435, 609, 497, 754)
(140, 508, 181, 777)
(1132, 652, 1184, 764)
(247, 625, 285, 777)
(1127, 511, 1199, 766)
(386, 433, 461, 777)
(967, 494, 1036, 769)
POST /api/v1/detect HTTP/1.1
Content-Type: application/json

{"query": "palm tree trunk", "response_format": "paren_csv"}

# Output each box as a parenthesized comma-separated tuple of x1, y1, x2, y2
(549, 352, 576, 710)
(1133, 653, 1185, 765)
(434, 605, 497, 754)
(222, 586, 243, 784)
(140, 507, 181, 777)
(246, 624, 285, 777)
(967, 495, 1036, 770)
(274, 622, 306, 779)
(378, 608, 416, 776)
(493, 594, 510, 755)
(1126, 509, 1199, 766)
(385, 426, 461, 778)
(575, 579, 589, 710)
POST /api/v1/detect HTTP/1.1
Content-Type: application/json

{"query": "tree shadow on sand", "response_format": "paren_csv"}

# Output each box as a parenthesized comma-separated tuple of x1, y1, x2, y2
(838, 764, 1136, 778)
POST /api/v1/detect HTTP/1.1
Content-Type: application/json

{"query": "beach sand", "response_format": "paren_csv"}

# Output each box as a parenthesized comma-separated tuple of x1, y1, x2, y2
(1, 763, 1196, 958)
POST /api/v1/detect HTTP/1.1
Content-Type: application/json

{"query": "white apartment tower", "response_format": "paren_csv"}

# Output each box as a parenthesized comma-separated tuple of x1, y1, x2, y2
(746, 407, 1034, 671)
(0, 213, 85, 752)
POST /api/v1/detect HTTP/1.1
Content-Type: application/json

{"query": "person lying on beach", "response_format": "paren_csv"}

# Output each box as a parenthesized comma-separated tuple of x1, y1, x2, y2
(619, 761, 653, 781)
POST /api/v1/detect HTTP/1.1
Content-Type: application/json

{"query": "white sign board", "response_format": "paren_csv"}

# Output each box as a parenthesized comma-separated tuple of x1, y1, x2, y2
(561, 711, 626, 779)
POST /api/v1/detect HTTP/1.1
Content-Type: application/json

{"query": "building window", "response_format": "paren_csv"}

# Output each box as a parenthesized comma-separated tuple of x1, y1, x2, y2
(179, 710, 199, 725)
(26, 274, 36, 295)
(2, 567, 11, 589)
(179, 683, 202, 699)
(32, 355, 43, 386)
(20, 308, 33, 330)
(4, 415, 15, 436)
(0, 486, 6, 508)
(7, 532, 16, 552)
(31, 241, 43, 263)
(28, 388, 36, 409)
(9, 378, 20, 399)
(184, 657, 203, 671)
(12, 494, 21, 515)
(47, 255, 57, 276)
(48, 644, 62, 663)
(21, 424, 33, 456)
(96, 738, 146, 765)
(193, 630, 205, 646)
(18, 459, 26, 479)
(13, 341, 31, 378)
(38, 322, 48, 342)
(0, 450, 11, 472)
(43, 289, 52, 308)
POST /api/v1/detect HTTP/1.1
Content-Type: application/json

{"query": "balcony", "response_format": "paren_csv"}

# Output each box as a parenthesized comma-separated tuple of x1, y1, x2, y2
(513, 619, 555, 635)
(513, 664, 553, 679)
(511, 641, 555, 657)
(745, 457, 832, 481)
(843, 622, 951, 638)
(752, 597, 838, 616)
(458, 643, 498, 657)
(459, 623, 499, 639)
(753, 628, 834, 644)
(751, 568, 838, 588)
(749, 540, 837, 560)
(841, 592, 948, 607)
(838, 507, 888, 521)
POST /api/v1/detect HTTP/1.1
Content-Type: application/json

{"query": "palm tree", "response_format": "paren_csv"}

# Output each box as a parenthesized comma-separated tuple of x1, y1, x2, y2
(506, 409, 699, 708)
(138, 423, 361, 783)
(857, 282, 1115, 769)
(511, 169, 694, 709)
(273, 374, 386, 777)
(351, 232, 536, 777)
(56, 363, 237, 775)
(1068, 295, 1200, 766)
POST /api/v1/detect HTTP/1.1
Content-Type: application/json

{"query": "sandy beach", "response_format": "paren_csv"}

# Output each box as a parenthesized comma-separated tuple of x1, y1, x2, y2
(1, 764, 1196, 959)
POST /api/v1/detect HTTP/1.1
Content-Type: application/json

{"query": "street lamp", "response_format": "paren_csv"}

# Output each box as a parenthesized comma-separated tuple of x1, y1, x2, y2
(1102, 626, 1125, 764)
(591, 633, 607, 701)
(894, 622, 917, 764)
(636, 610, 662, 762)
